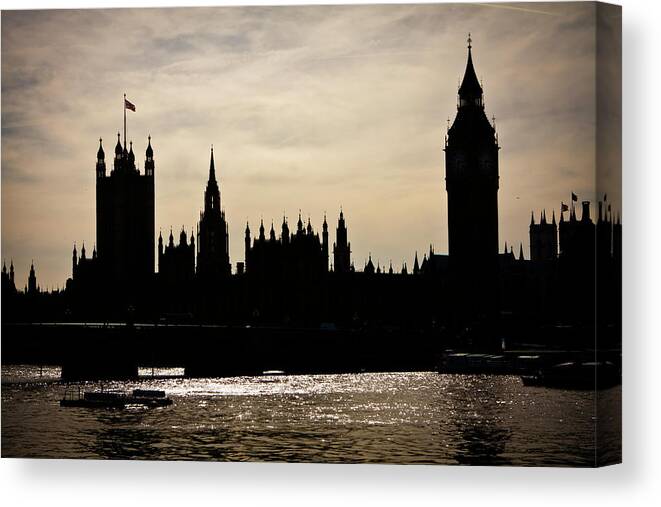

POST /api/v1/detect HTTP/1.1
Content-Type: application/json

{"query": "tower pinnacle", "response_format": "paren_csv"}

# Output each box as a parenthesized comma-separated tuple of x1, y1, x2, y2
(209, 145, 216, 182)
(458, 35, 483, 108)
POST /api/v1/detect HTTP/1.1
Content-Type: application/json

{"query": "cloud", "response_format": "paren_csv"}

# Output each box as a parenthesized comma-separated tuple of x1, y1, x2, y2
(1, 3, 620, 288)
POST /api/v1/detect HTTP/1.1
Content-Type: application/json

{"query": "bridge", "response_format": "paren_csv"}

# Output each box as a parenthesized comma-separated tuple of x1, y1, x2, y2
(2, 322, 439, 380)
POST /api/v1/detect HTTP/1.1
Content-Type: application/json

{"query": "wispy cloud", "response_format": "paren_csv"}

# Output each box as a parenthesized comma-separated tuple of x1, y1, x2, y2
(1, 3, 620, 288)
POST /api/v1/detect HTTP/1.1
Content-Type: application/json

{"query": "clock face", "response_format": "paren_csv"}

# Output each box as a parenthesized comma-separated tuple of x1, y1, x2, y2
(480, 153, 496, 176)
(452, 153, 465, 175)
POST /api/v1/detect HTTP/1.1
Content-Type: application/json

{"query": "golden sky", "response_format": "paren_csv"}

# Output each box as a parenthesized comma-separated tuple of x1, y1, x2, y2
(1, 2, 621, 289)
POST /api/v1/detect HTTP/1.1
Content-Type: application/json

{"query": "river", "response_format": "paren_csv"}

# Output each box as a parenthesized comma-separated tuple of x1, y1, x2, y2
(1, 365, 620, 465)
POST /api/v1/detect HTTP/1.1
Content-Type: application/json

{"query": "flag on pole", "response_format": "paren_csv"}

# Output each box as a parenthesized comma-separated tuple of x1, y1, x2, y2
(561, 202, 569, 212)
(125, 98, 136, 112)
(571, 192, 578, 202)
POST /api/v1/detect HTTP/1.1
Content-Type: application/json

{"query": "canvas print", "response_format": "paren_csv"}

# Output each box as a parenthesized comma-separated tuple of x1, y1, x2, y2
(1, 2, 621, 466)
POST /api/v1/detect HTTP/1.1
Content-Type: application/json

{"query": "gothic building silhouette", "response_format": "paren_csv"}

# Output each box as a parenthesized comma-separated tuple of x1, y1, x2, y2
(1, 260, 16, 294)
(2, 38, 622, 351)
(530, 210, 558, 261)
(245, 212, 328, 280)
(158, 228, 195, 284)
(444, 35, 500, 319)
(197, 147, 230, 280)
(95, 134, 155, 288)
(333, 209, 351, 274)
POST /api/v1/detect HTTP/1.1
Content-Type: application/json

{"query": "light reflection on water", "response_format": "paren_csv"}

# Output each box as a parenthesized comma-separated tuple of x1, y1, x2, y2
(1, 366, 620, 465)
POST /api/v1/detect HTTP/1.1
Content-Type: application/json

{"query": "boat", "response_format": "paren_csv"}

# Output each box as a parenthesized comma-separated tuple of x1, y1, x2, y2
(262, 370, 285, 376)
(60, 386, 173, 408)
(520, 361, 620, 390)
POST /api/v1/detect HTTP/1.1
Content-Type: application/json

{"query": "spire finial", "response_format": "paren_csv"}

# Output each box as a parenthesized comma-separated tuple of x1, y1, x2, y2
(467, 32, 472, 49)
(208, 145, 216, 181)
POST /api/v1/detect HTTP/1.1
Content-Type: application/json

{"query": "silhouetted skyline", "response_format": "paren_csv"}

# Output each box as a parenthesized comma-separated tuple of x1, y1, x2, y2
(1, 3, 621, 288)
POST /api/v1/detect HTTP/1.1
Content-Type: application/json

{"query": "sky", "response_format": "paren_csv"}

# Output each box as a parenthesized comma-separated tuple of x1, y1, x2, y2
(1, 2, 621, 290)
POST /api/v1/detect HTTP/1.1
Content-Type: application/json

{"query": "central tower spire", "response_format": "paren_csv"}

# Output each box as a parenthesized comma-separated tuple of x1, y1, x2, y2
(209, 145, 216, 183)
(204, 146, 220, 214)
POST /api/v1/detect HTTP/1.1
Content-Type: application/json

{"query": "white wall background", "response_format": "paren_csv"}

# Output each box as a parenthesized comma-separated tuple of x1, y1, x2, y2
(1, 0, 658, 506)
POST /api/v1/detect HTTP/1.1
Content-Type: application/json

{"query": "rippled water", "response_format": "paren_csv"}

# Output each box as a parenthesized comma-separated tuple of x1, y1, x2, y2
(1, 365, 620, 465)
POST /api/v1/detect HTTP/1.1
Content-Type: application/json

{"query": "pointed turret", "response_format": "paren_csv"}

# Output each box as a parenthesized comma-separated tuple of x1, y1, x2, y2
(146, 135, 153, 158)
(269, 221, 276, 242)
(244, 221, 251, 264)
(281, 215, 290, 244)
(519, 243, 524, 261)
(322, 213, 329, 271)
(145, 135, 154, 177)
(333, 207, 350, 274)
(96, 137, 107, 179)
(413, 252, 420, 274)
(458, 34, 484, 109)
(71, 243, 78, 277)
(259, 219, 265, 241)
(297, 211, 303, 234)
(209, 145, 216, 183)
(128, 141, 135, 168)
(28, 260, 37, 294)
(114, 132, 123, 157)
(365, 254, 375, 274)
(204, 146, 221, 214)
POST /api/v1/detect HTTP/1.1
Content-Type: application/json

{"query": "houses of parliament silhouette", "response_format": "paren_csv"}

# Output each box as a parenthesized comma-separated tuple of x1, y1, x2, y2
(2, 39, 621, 350)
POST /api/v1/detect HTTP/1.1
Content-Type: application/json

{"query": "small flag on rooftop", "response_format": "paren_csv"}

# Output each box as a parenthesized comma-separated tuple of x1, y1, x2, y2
(125, 98, 136, 112)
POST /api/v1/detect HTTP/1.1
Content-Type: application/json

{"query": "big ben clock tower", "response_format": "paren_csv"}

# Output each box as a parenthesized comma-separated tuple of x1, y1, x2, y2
(444, 35, 500, 319)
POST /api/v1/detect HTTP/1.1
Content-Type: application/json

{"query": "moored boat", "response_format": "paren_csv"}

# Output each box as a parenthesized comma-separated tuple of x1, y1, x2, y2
(60, 387, 173, 408)
(520, 361, 620, 390)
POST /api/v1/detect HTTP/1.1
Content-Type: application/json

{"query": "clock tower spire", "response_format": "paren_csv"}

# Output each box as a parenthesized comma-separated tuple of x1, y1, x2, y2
(444, 35, 500, 320)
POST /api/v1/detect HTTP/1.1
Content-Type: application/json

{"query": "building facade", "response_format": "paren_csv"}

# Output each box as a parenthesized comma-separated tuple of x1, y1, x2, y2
(95, 135, 155, 289)
(444, 37, 500, 318)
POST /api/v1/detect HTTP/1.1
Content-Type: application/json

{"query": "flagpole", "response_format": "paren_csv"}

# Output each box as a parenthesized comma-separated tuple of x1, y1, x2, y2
(123, 93, 127, 150)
